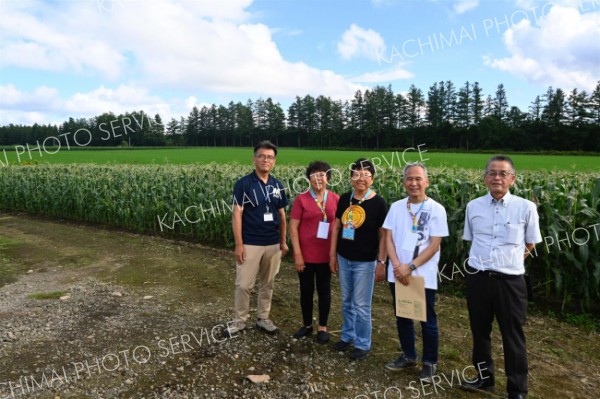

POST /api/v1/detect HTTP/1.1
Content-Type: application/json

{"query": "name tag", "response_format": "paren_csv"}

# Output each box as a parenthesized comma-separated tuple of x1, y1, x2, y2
(402, 232, 419, 251)
(264, 212, 274, 222)
(317, 221, 330, 239)
(342, 223, 355, 240)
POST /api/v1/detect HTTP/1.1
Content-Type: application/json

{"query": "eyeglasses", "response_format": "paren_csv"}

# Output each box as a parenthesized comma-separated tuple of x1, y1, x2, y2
(486, 171, 514, 179)
(351, 172, 373, 179)
(255, 154, 275, 161)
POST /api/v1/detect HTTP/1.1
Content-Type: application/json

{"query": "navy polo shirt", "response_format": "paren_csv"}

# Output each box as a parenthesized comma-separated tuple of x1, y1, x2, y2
(233, 171, 289, 246)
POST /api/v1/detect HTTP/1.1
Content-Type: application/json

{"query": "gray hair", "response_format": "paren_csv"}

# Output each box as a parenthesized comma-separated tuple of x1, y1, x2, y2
(485, 154, 515, 175)
(403, 162, 428, 180)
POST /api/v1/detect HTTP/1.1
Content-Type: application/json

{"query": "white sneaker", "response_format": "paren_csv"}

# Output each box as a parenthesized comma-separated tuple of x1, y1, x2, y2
(223, 320, 246, 338)
(256, 318, 279, 334)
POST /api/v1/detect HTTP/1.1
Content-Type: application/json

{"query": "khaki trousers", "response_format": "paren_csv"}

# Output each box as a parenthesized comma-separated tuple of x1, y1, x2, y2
(234, 244, 281, 322)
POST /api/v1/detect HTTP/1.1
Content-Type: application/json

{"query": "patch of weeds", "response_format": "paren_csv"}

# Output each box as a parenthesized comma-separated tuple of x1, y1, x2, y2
(27, 291, 66, 300)
(563, 313, 599, 332)
(441, 347, 460, 361)
(0, 237, 21, 248)
(541, 309, 599, 333)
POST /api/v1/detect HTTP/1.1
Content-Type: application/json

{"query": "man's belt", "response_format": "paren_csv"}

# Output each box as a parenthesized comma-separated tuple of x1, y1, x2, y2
(467, 266, 522, 280)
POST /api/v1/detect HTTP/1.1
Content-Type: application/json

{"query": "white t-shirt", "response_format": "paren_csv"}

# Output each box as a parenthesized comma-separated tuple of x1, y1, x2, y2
(383, 197, 449, 289)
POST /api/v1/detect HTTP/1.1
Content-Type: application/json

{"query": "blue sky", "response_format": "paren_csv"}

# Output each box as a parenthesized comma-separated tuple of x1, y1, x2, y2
(0, 0, 598, 125)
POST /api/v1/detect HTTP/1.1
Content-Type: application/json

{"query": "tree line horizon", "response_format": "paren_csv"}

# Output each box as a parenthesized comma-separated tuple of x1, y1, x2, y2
(1, 80, 599, 152)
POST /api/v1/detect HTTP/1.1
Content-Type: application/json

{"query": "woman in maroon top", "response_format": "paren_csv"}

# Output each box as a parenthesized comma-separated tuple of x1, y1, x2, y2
(289, 161, 340, 343)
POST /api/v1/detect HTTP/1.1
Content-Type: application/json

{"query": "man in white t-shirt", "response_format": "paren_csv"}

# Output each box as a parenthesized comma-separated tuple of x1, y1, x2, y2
(383, 162, 448, 380)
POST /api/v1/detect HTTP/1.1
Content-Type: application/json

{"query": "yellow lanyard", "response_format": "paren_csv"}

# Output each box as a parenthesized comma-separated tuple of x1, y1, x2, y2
(407, 198, 427, 233)
(310, 189, 328, 222)
(348, 189, 371, 222)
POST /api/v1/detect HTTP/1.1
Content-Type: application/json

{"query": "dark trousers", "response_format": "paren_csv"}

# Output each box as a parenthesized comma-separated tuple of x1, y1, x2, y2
(466, 270, 528, 395)
(389, 282, 439, 364)
(298, 262, 331, 327)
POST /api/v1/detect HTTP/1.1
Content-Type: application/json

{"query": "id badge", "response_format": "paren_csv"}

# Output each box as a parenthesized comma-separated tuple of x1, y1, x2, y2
(401, 232, 419, 251)
(264, 212, 274, 222)
(342, 223, 355, 240)
(317, 221, 330, 239)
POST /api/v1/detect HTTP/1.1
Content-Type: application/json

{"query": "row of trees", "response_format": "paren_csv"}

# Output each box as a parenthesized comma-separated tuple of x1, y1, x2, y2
(1, 80, 599, 151)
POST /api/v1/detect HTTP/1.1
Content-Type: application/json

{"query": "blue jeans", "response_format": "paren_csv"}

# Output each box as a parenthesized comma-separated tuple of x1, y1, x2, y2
(389, 283, 438, 364)
(338, 255, 376, 350)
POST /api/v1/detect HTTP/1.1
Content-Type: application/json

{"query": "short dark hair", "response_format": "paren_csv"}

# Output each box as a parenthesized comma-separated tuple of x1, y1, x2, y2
(486, 154, 515, 174)
(350, 158, 375, 177)
(306, 161, 332, 179)
(254, 140, 278, 156)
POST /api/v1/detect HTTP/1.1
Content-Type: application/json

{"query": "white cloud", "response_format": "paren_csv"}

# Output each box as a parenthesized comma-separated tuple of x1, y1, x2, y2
(97, 0, 253, 21)
(0, 85, 59, 124)
(350, 65, 414, 83)
(0, 0, 364, 119)
(453, 0, 479, 14)
(128, 20, 363, 98)
(63, 86, 165, 115)
(483, 6, 600, 91)
(0, 84, 194, 125)
(0, 3, 127, 80)
(0, 110, 49, 126)
(337, 24, 386, 61)
(0, 85, 58, 109)
(513, 0, 541, 8)
(512, 0, 592, 9)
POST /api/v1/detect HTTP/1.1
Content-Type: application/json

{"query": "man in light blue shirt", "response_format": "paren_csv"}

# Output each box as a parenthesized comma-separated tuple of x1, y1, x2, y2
(461, 155, 542, 399)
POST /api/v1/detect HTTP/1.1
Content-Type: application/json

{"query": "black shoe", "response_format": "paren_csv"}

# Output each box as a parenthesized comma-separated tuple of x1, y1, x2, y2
(316, 330, 330, 344)
(385, 354, 418, 371)
(293, 325, 313, 338)
(333, 340, 352, 351)
(507, 394, 526, 399)
(349, 348, 370, 360)
(419, 362, 437, 380)
(460, 378, 495, 392)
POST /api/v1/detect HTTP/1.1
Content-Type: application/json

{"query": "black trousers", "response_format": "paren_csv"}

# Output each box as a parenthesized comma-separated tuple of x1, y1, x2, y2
(466, 269, 528, 396)
(298, 262, 331, 327)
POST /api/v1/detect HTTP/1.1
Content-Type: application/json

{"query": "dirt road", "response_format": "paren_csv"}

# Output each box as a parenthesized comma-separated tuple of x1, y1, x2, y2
(0, 213, 598, 398)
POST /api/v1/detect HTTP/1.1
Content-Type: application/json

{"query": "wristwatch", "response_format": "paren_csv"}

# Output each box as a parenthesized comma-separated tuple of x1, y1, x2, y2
(377, 259, 385, 265)
(409, 262, 417, 271)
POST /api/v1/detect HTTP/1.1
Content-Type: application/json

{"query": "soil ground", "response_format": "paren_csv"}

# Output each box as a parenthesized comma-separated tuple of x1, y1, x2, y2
(0, 212, 598, 399)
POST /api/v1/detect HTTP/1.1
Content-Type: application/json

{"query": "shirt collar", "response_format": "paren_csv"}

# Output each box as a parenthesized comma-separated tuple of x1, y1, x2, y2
(251, 170, 271, 184)
(487, 191, 512, 206)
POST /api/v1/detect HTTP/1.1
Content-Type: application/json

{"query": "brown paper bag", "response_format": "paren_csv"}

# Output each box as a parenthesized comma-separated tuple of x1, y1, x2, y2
(395, 276, 426, 321)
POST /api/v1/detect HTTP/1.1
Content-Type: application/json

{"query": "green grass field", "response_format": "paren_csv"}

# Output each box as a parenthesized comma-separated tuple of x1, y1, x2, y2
(1, 146, 599, 171)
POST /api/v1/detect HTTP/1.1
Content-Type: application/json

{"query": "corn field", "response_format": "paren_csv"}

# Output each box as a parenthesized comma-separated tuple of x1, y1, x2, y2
(0, 163, 598, 310)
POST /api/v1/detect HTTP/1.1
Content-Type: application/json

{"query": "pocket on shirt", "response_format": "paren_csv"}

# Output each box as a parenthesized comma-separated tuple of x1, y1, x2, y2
(506, 224, 524, 244)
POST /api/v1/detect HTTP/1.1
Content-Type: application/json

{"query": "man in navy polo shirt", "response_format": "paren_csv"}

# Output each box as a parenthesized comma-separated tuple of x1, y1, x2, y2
(225, 140, 289, 337)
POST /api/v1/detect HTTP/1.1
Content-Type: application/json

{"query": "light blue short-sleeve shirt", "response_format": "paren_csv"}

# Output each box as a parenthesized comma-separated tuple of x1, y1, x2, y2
(463, 192, 542, 275)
